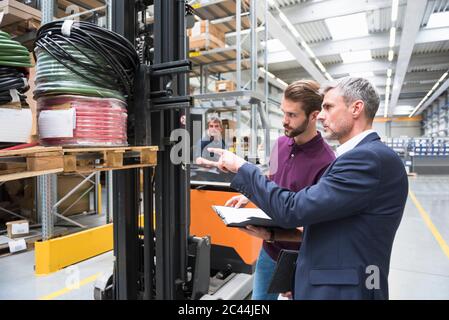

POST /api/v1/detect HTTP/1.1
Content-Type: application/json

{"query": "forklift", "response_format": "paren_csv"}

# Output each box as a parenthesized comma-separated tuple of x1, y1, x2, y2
(94, 0, 258, 300)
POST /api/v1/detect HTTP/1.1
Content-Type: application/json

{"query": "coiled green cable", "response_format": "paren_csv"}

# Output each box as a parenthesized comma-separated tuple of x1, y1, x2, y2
(34, 43, 125, 100)
(0, 32, 33, 68)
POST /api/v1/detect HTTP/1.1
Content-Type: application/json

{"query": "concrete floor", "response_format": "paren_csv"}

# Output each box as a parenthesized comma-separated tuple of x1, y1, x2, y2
(0, 175, 448, 300)
(389, 175, 449, 299)
(0, 250, 113, 300)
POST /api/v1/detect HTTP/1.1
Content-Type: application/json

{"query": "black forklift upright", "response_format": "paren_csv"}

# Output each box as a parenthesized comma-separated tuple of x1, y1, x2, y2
(108, 0, 210, 300)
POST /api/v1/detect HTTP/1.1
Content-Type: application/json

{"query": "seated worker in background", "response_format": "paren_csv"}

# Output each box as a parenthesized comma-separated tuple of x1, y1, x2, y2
(194, 116, 226, 166)
(223, 80, 335, 300)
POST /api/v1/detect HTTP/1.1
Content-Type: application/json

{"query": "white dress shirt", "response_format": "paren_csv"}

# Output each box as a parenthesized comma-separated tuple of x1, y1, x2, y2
(336, 129, 376, 158)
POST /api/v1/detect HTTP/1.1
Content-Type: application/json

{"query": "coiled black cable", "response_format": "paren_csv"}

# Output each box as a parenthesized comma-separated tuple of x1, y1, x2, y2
(34, 20, 139, 100)
(0, 31, 32, 106)
(0, 66, 29, 105)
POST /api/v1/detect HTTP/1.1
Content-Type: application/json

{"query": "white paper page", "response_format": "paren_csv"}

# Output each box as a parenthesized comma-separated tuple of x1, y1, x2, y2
(213, 206, 272, 224)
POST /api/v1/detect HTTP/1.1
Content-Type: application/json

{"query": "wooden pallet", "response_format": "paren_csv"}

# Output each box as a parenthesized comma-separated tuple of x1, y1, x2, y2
(0, 0, 40, 49)
(0, 232, 41, 257)
(0, 147, 64, 182)
(189, 34, 226, 52)
(0, 0, 41, 29)
(62, 146, 159, 173)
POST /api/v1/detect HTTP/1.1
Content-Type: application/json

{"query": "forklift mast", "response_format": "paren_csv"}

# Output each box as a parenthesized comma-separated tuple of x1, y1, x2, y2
(106, 0, 209, 300)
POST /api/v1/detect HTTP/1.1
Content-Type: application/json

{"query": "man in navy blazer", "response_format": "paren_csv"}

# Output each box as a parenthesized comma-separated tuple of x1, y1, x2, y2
(207, 77, 408, 300)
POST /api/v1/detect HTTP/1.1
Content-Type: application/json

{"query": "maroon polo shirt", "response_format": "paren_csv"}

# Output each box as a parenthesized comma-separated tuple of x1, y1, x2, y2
(264, 132, 336, 261)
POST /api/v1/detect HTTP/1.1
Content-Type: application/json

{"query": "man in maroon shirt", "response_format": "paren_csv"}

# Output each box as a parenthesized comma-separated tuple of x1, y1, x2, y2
(225, 80, 335, 300)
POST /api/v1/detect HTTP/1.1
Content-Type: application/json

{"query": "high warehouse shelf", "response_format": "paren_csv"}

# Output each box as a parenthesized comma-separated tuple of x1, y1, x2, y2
(0, 0, 41, 48)
(191, 0, 251, 32)
(191, 0, 249, 20)
(188, 0, 273, 163)
(0, 0, 107, 49)
(190, 46, 250, 74)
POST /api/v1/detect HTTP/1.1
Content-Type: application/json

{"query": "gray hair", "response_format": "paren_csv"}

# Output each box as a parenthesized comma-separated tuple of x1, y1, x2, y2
(320, 77, 380, 121)
(207, 116, 223, 128)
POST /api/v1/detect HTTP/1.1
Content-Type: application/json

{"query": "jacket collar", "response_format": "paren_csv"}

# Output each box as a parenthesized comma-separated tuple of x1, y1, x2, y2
(321, 132, 380, 177)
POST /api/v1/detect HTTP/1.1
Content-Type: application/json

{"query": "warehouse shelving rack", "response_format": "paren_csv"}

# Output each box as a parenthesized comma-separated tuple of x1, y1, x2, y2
(423, 89, 449, 138)
(188, 0, 272, 163)
(0, 1, 109, 253)
(0, 147, 102, 256)
(0, 1, 149, 262)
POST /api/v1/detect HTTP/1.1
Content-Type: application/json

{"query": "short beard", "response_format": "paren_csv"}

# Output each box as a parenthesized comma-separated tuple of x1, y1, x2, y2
(284, 117, 309, 138)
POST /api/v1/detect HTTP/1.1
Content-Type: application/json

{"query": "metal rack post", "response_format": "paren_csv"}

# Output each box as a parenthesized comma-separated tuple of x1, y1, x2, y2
(38, 0, 55, 241)
(236, 0, 241, 90)
(106, 171, 113, 223)
(41, 0, 54, 25)
(38, 174, 55, 240)
(249, 0, 257, 162)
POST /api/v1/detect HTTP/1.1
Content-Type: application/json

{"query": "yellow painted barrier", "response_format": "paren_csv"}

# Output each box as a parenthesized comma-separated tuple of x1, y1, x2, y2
(35, 224, 113, 275)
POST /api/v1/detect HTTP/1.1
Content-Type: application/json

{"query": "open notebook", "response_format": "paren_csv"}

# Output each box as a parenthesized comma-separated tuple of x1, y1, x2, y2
(212, 205, 278, 228)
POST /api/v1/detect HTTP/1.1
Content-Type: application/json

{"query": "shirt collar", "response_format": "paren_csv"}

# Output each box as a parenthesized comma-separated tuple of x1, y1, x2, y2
(288, 132, 323, 151)
(336, 129, 375, 157)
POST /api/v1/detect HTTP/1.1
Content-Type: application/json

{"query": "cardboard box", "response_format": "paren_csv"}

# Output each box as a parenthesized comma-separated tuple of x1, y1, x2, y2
(57, 175, 92, 217)
(188, 20, 225, 51)
(18, 175, 92, 219)
(215, 80, 236, 92)
(188, 20, 225, 39)
(6, 219, 29, 239)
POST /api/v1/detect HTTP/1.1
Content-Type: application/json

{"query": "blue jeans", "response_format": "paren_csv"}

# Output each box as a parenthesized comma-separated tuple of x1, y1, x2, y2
(252, 247, 279, 300)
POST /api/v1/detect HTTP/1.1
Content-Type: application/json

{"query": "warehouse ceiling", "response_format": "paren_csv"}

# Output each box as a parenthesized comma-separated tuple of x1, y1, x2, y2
(266, 0, 449, 118)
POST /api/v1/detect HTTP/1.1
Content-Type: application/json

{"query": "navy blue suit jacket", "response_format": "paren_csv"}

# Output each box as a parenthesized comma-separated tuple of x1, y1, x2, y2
(231, 133, 408, 300)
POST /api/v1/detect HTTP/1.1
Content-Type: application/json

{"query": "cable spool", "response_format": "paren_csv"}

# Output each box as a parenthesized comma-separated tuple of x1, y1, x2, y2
(0, 31, 33, 68)
(34, 21, 139, 147)
(0, 67, 30, 105)
(0, 31, 32, 107)
(34, 20, 139, 101)
(37, 95, 128, 147)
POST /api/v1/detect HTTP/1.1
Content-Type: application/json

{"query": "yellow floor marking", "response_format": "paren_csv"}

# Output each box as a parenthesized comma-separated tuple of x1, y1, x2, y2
(39, 272, 101, 300)
(409, 190, 449, 260)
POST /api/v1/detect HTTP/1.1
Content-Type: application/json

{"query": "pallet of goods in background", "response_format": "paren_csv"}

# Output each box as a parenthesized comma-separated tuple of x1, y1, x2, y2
(188, 20, 226, 51)
(0, 0, 41, 45)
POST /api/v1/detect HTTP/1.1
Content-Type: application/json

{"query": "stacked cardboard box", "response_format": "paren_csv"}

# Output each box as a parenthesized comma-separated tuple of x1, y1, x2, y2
(6, 219, 29, 239)
(188, 20, 225, 51)
(215, 80, 236, 92)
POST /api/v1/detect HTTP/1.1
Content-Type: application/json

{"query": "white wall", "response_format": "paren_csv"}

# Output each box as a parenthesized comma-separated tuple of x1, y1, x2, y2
(373, 119, 422, 139)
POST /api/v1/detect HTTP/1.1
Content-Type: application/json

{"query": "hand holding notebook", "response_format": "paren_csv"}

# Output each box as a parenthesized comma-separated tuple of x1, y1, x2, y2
(212, 205, 279, 228)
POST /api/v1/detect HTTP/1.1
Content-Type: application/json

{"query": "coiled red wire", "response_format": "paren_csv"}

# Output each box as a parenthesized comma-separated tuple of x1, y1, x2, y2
(37, 95, 127, 147)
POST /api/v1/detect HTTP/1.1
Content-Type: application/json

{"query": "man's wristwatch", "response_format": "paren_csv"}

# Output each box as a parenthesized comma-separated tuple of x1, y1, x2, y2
(266, 229, 275, 243)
